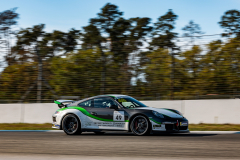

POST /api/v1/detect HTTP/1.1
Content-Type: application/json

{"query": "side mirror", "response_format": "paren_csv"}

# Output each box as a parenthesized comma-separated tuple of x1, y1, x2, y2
(109, 104, 118, 110)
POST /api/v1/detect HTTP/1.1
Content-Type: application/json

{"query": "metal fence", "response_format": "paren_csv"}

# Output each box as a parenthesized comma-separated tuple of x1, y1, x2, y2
(1, 35, 240, 103)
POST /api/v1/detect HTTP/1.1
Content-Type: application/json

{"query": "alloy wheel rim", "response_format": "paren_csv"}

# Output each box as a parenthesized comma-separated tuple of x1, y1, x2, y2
(132, 116, 148, 134)
(63, 116, 78, 134)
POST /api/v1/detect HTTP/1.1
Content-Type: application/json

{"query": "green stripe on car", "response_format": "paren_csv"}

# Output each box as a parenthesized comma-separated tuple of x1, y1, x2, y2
(150, 118, 161, 124)
(58, 106, 129, 122)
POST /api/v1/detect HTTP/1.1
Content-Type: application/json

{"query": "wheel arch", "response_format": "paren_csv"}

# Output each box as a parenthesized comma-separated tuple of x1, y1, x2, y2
(60, 112, 82, 130)
(128, 113, 151, 132)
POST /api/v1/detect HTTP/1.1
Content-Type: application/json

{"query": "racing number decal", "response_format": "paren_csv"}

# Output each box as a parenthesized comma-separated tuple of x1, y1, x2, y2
(114, 111, 125, 121)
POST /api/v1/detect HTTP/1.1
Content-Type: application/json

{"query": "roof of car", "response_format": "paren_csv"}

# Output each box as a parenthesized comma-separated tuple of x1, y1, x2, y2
(88, 94, 129, 99)
(74, 94, 131, 103)
(103, 94, 129, 98)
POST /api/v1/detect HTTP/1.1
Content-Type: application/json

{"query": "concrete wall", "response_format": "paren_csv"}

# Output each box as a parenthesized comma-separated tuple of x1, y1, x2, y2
(0, 103, 56, 123)
(142, 99, 240, 124)
(0, 99, 240, 124)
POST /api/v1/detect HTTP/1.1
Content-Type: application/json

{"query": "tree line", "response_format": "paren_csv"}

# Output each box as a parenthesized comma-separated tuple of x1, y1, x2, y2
(1, 3, 240, 102)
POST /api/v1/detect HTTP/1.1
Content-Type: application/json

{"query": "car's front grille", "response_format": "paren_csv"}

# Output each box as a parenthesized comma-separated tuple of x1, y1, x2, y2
(179, 126, 188, 130)
(52, 117, 56, 122)
(165, 124, 174, 131)
(165, 124, 188, 131)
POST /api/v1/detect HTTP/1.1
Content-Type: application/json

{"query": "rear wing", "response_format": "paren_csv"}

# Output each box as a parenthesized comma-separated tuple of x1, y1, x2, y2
(54, 100, 75, 108)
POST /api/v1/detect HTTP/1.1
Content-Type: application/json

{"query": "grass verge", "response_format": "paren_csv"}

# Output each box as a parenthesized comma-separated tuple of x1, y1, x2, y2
(0, 123, 240, 131)
(0, 123, 54, 130)
(189, 124, 240, 131)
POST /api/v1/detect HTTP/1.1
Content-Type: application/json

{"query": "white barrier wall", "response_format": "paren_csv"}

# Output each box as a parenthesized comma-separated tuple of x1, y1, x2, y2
(0, 99, 240, 124)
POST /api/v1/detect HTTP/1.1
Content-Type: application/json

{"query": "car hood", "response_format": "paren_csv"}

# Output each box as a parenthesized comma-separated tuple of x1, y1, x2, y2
(135, 107, 183, 118)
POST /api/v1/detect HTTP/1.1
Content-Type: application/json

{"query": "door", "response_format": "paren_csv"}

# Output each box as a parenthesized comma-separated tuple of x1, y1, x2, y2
(88, 97, 128, 130)
(77, 99, 94, 128)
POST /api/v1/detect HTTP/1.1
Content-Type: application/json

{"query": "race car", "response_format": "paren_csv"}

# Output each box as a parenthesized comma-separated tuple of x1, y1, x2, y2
(52, 95, 189, 136)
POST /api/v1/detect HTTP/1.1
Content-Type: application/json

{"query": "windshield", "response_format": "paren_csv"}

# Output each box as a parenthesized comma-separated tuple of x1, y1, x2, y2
(116, 97, 148, 108)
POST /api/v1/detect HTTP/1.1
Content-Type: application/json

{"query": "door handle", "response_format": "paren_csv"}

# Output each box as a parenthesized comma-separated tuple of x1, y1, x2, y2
(91, 112, 97, 115)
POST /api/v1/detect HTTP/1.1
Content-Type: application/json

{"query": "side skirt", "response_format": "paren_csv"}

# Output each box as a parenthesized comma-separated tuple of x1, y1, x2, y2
(81, 129, 131, 132)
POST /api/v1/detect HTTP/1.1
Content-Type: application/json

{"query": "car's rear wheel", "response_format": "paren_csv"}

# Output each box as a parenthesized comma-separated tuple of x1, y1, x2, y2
(94, 132, 105, 135)
(130, 115, 150, 136)
(62, 114, 81, 135)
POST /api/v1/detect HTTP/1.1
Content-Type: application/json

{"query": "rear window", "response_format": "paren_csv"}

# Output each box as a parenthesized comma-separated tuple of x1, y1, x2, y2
(78, 99, 93, 107)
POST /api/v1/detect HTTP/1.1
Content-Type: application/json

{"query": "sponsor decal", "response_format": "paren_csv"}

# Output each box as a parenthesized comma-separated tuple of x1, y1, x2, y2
(114, 122, 125, 128)
(153, 125, 161, 128)
(180, 122, 188, 126)
(94, 122, 114, 127)
(91, 122, 125, 128)
(85, 122, 93, 126)
(152, 124, 165, 130)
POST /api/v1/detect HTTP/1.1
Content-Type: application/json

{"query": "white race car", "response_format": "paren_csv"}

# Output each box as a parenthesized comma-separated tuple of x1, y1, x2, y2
(52, 95, 189, 136)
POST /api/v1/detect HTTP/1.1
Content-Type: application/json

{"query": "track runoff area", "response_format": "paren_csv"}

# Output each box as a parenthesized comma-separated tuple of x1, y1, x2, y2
(0, 131, 240, 160)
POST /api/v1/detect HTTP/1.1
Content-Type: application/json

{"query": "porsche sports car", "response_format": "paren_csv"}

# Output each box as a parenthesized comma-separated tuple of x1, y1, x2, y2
(52, 95, 189, 136)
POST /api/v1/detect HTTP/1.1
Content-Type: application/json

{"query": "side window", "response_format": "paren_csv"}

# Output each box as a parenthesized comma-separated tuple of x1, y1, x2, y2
(78, 99, 93, 107)
(93, 98, 117, 108)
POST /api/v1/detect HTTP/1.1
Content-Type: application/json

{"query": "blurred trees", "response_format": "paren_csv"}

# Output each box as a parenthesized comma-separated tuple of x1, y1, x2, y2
(49, 49, 102, 97)
(82, 3, 152, 94)
(0, 8, 19, 65)
(143, 49, 172, 98)
(178, 45, 203, 97)
(182, 20, 204, 44)
(12, 24, 81, 63)
(219, 9, 240, 38)
(150, 9, 178, 49)
(1, 5, 240, 102)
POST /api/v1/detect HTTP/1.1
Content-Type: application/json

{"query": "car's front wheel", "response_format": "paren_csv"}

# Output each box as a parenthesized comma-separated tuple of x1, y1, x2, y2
(130, 115, 150, 136)
(62, 114, 81, 135)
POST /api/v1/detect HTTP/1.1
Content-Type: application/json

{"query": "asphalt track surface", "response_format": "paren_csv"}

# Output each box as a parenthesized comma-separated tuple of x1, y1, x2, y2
(0, 131, 240, 160)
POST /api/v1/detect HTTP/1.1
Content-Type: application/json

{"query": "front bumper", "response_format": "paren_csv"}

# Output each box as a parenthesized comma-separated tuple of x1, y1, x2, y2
(52, 114, 61, 129)
(152, 129, 189, 134)
(52, 122, 60, 129)
(151, 119, 189, 132)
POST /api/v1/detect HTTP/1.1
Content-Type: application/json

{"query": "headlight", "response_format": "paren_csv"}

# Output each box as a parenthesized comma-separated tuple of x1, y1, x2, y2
(55, 111, 60, 114)
(152, 111, 164, 118)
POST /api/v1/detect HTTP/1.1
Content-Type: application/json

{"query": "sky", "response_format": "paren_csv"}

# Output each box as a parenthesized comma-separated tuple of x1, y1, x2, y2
(0, 0, 240, 35)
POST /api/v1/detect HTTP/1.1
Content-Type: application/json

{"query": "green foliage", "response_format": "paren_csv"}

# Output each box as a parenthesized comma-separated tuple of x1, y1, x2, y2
(0, 62, 37, 101)
(142, 49, 172, 98)
(151, 9, 178, 49)
(0, 8, 19, 65)
(2, 6, 240, 101)
(200, 38, 240, 95)
(49, 49, 102, 97)
(14, 24, 81, 60)
(177, 46, 203, 97)
(219, 9, 240, 38)
(182, 20, 204, 44)
(82, 24, 103, 50)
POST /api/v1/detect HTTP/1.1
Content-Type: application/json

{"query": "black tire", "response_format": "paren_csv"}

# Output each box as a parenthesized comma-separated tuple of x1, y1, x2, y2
(130, 115, 150, 136)
(94, 132, 105, 135)
(62, 114, 82, 135)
